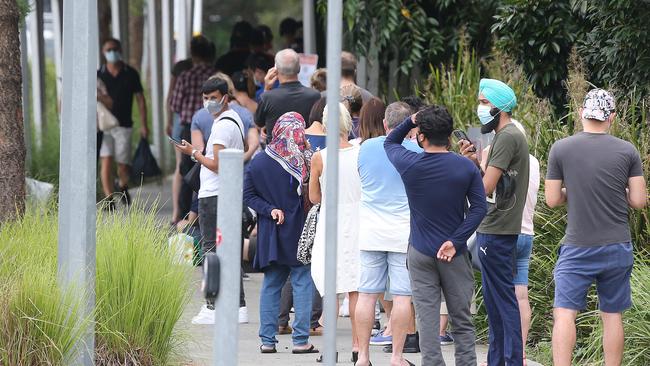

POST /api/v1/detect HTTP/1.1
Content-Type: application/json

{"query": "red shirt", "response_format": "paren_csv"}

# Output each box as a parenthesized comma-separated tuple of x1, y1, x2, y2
(170, 63, 216, 124)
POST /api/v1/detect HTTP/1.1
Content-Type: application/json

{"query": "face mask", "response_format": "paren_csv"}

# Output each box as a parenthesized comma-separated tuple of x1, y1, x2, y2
(477, 105, 501, 134)
(104, 50, 122, 63)
(204, 96, 225, 115)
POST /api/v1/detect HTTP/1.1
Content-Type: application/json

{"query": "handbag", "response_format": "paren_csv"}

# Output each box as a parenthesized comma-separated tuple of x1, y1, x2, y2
(297, 203, 320, 264)
(97, 101, 119, 131)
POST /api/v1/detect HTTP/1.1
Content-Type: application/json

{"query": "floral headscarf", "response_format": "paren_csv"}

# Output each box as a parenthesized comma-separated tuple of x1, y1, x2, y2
(265, 112, 313, 195)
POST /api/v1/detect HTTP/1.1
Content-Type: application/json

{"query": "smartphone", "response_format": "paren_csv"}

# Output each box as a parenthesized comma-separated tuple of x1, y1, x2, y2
(453, 130, 477, 152)
(168, 136, 183, 145)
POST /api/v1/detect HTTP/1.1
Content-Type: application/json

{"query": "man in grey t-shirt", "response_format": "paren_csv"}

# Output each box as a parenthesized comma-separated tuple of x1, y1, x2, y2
(545, 89, 647, 366)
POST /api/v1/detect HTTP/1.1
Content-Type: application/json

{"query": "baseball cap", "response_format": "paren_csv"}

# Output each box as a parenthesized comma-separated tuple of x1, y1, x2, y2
(582, 89, 616, 122)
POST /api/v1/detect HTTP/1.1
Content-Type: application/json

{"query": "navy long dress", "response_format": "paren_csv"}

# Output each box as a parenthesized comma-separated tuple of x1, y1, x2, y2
(243, 152, 305, 270)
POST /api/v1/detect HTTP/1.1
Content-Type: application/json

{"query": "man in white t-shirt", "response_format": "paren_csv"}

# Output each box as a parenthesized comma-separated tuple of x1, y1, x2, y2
(354, 102, 420, 366)
(175, 77, 247, 325)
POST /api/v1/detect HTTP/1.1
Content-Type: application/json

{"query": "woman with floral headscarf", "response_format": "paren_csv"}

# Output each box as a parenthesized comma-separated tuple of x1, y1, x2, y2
(243, 111, 318, 355)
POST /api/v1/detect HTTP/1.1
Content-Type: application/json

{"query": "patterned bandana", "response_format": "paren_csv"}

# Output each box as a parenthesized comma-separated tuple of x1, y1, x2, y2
(266, 112, 313, 195)
(582, 89, 616, 122)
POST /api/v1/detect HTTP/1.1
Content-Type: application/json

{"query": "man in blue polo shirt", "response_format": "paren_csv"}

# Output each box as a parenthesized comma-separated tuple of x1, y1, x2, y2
(385, 105, 487, 366)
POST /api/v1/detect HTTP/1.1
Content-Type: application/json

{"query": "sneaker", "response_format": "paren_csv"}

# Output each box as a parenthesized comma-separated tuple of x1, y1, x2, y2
(371, 320, 382, 336)
(191, 304, 215, 325)
(383, 332, 420, 353)
(114, 179, 131, 206)
(339, 297, 350, 317)
(439, 332, 454, 345)
(370, 330, 392, 346)
(239, 306, 249, 324)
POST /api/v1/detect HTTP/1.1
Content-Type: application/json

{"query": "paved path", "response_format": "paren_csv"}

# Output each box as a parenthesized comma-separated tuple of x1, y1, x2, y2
(134, 177, 543, 366)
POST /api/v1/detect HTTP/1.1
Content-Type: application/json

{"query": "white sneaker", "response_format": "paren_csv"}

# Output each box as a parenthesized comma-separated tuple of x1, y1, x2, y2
(239, 306, 249, 324)
(192, 305, 215, 325)
(339, 297, 350, 317)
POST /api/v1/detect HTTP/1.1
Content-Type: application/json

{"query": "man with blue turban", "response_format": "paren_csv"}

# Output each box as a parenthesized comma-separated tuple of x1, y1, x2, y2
(459, 78, 529, 366)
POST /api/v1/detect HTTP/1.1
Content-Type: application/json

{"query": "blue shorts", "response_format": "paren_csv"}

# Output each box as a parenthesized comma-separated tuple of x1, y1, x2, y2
(554, 242, 633, 313)
(358, 250, 411, 296)
(514, 234, 533, 285)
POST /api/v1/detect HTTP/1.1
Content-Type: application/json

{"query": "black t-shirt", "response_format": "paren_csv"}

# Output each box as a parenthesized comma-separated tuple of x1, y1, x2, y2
(97, 64, 144, 128)
(255, 81, 321, 143)
(215, 49, 251, 76)
(172, 58, 193, 77)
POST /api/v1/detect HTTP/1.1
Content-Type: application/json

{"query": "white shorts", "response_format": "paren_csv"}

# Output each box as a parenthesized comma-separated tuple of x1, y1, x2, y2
(100, 126, 132, 165)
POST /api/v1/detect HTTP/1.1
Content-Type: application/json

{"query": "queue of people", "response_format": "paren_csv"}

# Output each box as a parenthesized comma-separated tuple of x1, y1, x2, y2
(99, 18, 648, 365)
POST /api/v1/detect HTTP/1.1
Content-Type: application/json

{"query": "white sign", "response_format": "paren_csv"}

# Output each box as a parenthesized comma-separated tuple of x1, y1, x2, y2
(298, 53, 319, 88)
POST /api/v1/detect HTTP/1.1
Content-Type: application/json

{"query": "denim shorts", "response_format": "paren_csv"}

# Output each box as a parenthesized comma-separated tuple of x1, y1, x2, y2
(514, 234, 534, 285)
(358, 250, 411, 296)
(554, 242, 633, 313)
(172, 113, 183, 141)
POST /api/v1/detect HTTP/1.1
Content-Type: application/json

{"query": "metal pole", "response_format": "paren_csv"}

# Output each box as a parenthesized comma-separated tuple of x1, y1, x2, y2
(147, 0, 164, 167)
(213, 149, 243, 366)
(27, 0, 45, 149)
(192, 0, 203, 35)
(175, 0, 188, 60)
(324, 0, 342, 364)
(110, 0, 121, 39)
(58, 0, 98, 364)
(20, 23, 31, 171)
(302, 0, 316, 54)
(161, 0, 172, 94)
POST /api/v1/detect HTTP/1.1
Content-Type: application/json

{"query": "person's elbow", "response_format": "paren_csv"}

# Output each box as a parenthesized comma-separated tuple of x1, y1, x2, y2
(545, 193, 563, 208)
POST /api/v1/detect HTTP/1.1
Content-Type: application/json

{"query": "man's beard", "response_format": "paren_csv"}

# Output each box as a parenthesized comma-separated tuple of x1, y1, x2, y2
(481, 116, 500, 134)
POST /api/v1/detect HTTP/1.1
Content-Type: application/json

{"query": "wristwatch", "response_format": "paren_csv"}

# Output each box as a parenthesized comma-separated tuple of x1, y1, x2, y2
(191, 149, 199, 162)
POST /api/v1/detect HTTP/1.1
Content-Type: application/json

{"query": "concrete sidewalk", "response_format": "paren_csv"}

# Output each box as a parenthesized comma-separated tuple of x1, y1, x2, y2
(134, 177, 543, 365)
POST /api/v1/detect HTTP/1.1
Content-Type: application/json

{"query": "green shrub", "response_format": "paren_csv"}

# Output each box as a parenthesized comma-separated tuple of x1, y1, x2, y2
(0, 204, 193, 365)
(422, 46, 650, 365)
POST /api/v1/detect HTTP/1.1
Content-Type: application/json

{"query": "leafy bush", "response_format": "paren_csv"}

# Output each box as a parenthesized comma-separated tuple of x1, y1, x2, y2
(0, 204, 193, 365)
(422, 46, 650, 364)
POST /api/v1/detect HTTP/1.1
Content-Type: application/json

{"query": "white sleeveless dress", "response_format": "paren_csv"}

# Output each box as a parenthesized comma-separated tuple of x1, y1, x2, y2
(311, 145, 361, 295)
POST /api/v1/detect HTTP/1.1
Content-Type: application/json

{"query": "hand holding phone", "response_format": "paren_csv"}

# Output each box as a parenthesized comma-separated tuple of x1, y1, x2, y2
(453, 130, 477, 152)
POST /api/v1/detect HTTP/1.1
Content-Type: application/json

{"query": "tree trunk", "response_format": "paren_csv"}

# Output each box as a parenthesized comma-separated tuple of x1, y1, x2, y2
(0, 0, 26, 223)
(128, 11, 144, 70)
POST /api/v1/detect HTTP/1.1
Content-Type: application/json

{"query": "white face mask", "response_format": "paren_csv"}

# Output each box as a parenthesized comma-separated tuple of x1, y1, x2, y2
(104, 50, 122, 63)
(204, 96, 225, 114)
(477, 104, 494, 125)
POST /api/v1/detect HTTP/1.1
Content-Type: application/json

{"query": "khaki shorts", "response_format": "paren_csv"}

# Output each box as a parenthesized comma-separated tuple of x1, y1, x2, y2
(100, 126, 133, 165)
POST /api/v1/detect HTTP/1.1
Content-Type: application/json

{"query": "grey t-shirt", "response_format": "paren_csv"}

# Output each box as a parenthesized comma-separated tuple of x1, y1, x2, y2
(546, 132, 644, 246)
(478, 123, 530, 235)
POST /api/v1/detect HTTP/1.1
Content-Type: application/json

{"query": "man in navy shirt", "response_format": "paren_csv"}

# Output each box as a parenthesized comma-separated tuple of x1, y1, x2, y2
(385, 106, 487, 366)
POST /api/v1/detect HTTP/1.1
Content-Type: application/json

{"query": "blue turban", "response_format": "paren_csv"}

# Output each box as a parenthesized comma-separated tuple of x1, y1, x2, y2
(479, 79, 517, 112)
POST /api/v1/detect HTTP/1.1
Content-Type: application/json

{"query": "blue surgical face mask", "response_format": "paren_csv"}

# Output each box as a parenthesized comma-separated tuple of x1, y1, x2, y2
(477, 104, 494, 125)
(104, 50, 122, 63)
(204, 96, 225, 115)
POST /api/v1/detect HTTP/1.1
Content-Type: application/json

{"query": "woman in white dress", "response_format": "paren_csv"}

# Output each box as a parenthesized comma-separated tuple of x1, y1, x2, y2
(309, 102, 361, 361)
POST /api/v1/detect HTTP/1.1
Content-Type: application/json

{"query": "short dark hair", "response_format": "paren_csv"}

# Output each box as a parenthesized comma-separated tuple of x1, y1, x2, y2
(308, 97, 327, 128)
(310, 68, 327, 92)
(401, 95, 425, 113)
(231, 70, 256, 97)
(202, 78, 228, 96)
(257, 25, 273, 44)
(249, 28, 265, 48)
(417, 105, 454, 147)
(230, 21, 253, 49)
(279, 18, 301, 37)
(341, 51, 357, 79)
(246, 52, 274, 72)
(103, 37, 122, 50)
(190, 35, 215, 61)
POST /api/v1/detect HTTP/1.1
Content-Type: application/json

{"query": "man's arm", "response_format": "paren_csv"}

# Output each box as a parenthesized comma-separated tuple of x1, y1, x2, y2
(136, 92, 148, 138)
(191, 129, 205, 152)
(483, 166, 502, 195)
(545, 179, 566, 208)
(448, 167, 488, 253)
(193, 144, 223, 173)
(627, 176, 647, 209)
(384, 115, 419, 174)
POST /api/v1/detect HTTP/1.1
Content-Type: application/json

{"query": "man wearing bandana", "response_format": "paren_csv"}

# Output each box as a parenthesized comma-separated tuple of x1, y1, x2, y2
(460, 79, 529, 366)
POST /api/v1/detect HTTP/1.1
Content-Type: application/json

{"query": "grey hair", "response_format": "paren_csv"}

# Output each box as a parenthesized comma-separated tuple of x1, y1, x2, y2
(385, 102, 412, 129)
(275, 48, 301, 76)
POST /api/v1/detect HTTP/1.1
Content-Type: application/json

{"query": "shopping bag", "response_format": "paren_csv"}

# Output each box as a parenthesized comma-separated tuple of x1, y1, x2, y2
(131, 138, 161, 181)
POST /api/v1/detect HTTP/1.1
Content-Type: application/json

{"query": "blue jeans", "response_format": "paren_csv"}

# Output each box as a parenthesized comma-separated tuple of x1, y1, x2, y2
(259, 263, 313, 346)
(477, 233, 523, 366)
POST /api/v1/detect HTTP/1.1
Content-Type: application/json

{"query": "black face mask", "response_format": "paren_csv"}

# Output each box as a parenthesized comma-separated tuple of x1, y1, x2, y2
(481, 108, 501, 134)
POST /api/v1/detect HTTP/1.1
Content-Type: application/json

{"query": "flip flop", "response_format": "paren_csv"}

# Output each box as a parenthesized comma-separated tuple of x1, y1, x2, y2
(292, 344, 319, 354)
(404, 360, 415, 366)
(260, 345, 277, 354)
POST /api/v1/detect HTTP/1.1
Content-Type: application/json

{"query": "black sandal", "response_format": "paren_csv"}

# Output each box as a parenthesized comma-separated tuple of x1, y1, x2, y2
(260, 345, 277, 353)
(352, 351, 359, 363)
(292, 344, 319, 354)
